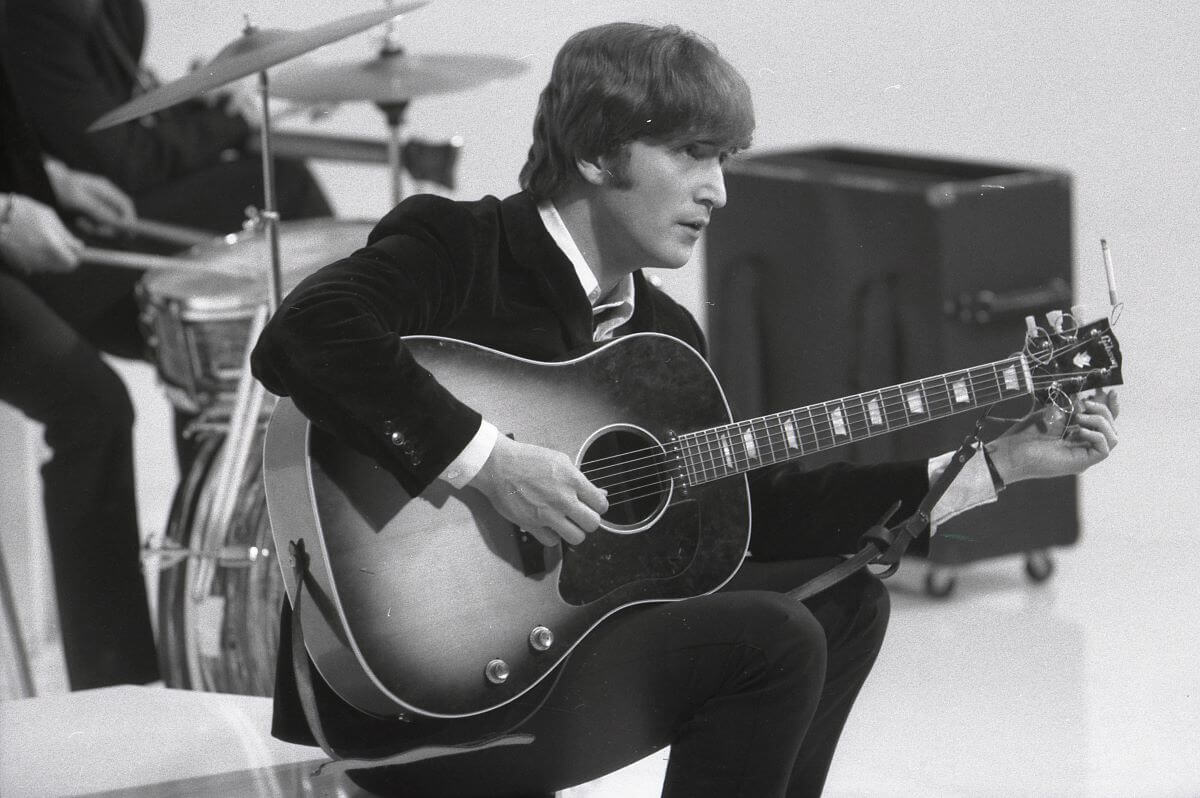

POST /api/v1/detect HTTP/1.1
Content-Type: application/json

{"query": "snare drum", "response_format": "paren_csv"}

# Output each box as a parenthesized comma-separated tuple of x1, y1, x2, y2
(138, 219, 373, 412)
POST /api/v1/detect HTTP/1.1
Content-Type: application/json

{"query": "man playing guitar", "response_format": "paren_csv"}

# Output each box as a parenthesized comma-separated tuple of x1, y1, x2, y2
(251, 22, 1118, 798)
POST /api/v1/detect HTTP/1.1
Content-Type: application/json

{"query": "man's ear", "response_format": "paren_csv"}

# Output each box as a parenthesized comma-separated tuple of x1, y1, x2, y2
(575, 156, 608, 187)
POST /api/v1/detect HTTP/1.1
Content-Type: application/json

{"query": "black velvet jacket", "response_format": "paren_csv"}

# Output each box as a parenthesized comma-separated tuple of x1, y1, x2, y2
(252, 191, 929, 562)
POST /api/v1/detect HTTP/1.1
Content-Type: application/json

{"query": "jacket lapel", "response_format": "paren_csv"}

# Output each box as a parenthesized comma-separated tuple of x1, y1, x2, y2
(500, 192, 596, 350)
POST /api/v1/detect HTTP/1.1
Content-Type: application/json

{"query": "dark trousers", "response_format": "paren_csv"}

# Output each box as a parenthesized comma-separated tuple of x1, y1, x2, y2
(0, 270, 158, 689)
(0, 156, 329, 687)
(326, 559, 889, 798)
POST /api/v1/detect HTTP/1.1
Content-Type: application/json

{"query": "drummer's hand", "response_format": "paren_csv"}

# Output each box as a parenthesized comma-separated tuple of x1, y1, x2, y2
(43, 158, 137, 229)
(0, 194, 83, 274)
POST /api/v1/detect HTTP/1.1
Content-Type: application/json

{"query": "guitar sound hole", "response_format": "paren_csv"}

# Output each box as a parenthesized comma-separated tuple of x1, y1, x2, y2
(579, 425, 672, 534)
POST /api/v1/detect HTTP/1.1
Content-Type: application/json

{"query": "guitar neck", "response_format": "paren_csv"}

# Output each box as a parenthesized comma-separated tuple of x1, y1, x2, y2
(676, 354, 1034, 486)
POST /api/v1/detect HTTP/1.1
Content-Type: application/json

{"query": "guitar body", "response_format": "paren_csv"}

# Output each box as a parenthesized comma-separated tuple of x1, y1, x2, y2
(263, 333, 751, 719)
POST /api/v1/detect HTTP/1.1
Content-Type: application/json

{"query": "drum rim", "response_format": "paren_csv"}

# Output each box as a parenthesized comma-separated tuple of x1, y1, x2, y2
(140, 217, 375, 301)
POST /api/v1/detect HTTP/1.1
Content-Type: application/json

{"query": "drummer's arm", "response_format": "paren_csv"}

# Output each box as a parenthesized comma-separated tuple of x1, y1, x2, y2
(5, 6, 250, 194)
(251, 204, 482, 497)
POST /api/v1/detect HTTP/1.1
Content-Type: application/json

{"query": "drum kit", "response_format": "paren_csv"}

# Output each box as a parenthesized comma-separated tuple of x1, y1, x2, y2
(85, 1, 528, 695)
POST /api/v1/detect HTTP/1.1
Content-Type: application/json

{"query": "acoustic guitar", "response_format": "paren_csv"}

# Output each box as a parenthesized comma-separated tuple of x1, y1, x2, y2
(262, 318, 1122, 719)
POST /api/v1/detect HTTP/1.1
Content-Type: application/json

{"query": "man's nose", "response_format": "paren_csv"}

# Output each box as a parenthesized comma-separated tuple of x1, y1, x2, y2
(696, 159, 727, 210)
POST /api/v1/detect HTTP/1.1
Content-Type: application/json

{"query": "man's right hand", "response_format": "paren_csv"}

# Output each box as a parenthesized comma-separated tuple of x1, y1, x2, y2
(468, 435, 609, 547)
(0, 194, 83, 275)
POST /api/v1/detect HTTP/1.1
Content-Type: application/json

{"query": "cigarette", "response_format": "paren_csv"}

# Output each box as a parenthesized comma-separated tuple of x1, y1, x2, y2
(1100, 239, 1119, 306)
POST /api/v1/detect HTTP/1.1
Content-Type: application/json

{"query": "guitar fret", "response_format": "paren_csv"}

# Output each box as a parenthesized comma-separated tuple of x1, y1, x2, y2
(700, 429, 720, 481)
(684, 433, 703, 483)
(989, 363, 1004, 404)
(811, 404, 836, 450)
(783, 411, 804, 453)
(928, 376, 951, 419)
(949, 372, 972, 407)
(866, 391, 887, 430)
(756, 417, 780, 464)
(846, 395, 868, 439)
(829, 401, 850, 439)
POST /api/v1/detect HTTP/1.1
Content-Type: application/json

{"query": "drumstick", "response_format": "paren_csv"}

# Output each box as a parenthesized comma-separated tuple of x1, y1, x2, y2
(81, 246, 242, 274)
(107, 217, 218, 248)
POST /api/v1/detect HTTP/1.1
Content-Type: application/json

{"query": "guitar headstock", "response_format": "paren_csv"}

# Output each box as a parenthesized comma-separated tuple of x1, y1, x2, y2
(1025, 314, 1124, 402)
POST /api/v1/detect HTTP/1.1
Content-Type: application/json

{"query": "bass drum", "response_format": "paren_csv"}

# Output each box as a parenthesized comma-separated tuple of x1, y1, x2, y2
(157, 426, 283, 696)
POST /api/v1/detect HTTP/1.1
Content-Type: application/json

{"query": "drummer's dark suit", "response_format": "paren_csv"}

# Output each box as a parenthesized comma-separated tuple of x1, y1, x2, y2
(4, 0, 332, 244)
(251, 191, 928, 797)
(0, 12, 157, 690)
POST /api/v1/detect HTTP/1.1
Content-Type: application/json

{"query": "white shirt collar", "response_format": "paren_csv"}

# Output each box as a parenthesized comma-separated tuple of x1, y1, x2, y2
(536, 200, 636, 312)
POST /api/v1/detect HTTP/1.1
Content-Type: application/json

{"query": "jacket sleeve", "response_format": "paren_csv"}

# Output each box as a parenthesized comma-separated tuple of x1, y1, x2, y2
(250, 198, 487, 496)
(4, 0, 251, 195)
(747, 458, 931, 558)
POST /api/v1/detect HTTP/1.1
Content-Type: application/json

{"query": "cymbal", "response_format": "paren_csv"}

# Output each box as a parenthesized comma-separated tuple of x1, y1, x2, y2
(270, 50, 529, 105)
(89, 2, 430, 131)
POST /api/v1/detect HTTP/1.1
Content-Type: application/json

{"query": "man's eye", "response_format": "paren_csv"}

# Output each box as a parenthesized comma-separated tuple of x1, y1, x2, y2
(686, 143, 722, 160)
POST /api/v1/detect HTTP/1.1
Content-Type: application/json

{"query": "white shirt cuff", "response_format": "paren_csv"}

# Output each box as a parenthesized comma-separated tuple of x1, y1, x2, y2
(437, 420, 499, 488)
(926, 449, 999, 534)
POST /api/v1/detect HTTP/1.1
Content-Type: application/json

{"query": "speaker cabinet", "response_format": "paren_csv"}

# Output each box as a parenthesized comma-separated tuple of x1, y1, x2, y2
(705, 147, 1078, 569)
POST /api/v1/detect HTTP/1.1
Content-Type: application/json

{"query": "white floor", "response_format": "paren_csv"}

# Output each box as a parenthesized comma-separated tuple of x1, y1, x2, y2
(565, 536, 1200, 798)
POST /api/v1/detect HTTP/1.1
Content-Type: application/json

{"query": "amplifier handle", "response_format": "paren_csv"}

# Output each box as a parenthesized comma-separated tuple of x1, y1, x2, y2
(945, 277, 1071, 324)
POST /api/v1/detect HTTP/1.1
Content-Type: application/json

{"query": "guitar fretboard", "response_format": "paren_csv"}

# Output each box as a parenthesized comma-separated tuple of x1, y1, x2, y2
(673, 355, 1032, 486)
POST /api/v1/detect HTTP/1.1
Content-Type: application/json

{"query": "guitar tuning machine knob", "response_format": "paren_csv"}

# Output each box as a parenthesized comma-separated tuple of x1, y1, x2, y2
(529, 626, 555, 652)
(485, 658, 510, 685)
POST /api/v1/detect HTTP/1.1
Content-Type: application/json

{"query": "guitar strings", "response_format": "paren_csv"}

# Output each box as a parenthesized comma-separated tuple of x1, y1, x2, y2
(588, 368, 1108, 510)
(580, 357, 1096, 485)
(587, 366, 1101, 498)
(578, 331, 1106, 481)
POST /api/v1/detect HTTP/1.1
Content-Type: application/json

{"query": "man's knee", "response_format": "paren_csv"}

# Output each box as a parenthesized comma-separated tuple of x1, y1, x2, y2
(735, 591, 829, 689)
(822, 569, 891, 662)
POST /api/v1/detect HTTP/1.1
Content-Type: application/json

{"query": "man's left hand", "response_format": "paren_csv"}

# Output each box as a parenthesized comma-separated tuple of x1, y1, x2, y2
(987, 389, 1119, 485)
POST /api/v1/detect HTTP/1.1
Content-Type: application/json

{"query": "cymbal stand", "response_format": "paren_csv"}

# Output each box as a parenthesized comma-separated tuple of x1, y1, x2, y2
(186, 18, 281, 643)
(376, 20, 412, 206)
(379, 99, 411, 206)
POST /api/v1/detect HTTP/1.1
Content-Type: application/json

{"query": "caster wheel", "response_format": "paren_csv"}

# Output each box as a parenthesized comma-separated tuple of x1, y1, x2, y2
(1025, 550, 1055, 583)
(924, 568, 957, 598)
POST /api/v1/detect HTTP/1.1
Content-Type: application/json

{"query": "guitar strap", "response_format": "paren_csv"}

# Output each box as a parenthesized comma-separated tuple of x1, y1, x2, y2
(287, 542, 535, 777)
(787, 410, 993, 602)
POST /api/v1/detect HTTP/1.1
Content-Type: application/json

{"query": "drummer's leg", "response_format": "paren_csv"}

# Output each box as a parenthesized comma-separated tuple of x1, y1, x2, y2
(131, 156, 333, 239)
(0, 273, 159, 689)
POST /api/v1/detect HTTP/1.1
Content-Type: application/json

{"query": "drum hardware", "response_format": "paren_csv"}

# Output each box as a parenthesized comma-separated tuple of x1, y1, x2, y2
(188, 305, 270, 604)
(271, 15, 527, 203)
(90, 1, 430, 311)
(143, 539, 272, 570)
(245, 129, 461, 191)
(137, 218, 375, 413)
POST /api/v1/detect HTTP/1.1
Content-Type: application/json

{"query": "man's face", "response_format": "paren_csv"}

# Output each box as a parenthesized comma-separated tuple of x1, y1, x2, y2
(593, 139, 729, 272)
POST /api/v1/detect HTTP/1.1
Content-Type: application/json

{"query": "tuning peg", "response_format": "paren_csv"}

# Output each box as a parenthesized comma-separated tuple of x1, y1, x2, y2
(1045, 310, 1064, 332)
(1071, 304, 1086, 321)
(1025, 315, 1038, 335)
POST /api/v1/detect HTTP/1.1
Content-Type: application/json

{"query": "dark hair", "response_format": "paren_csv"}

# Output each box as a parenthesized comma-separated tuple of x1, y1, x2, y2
(519, 22, 755, 200)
